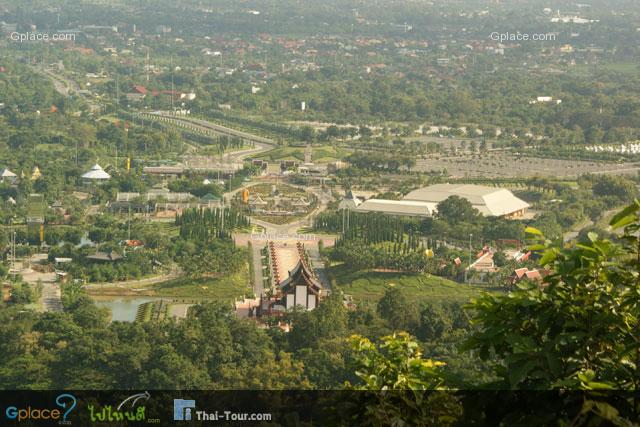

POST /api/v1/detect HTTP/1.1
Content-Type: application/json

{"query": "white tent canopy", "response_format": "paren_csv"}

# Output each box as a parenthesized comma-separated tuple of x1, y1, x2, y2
(0, 168, 17, 178)
(82, 164, 111, 180)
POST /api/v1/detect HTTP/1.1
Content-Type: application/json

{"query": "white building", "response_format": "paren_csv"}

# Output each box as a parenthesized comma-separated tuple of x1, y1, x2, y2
(530, 96, 562, 105)
(279, 260, 324, 310)
(338, 190, 362, 210)
(403, 184, 529, 218)
(355, 199, 436, 218)
(82, 164, 111, 184)
(0, 168, 17, 184)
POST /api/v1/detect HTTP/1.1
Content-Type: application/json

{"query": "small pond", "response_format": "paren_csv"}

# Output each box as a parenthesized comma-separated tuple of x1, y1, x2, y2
(92, 296, 162, 322)
(91, 296, 194, 322)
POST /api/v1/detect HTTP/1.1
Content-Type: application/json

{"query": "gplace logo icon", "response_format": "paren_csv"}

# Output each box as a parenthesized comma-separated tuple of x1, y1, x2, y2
(5, 393, 76, 423)
(173, 399, 196, 421)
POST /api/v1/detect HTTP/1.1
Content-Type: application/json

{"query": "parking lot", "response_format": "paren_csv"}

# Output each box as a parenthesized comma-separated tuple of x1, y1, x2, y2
(414, 153, 640, 178)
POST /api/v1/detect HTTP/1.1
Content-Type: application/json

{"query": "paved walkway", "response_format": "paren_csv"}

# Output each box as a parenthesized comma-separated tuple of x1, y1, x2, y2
(21, 268, 63, 312)
(41, 281, 63, 312)
(85, 270, 181, 290)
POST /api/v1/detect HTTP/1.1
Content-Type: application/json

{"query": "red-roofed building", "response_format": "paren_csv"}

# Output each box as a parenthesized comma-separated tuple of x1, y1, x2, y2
(509, 268, 549, 286)
(132, 85, 148, 95)
(519, 251, 532, 261)
(160, 89, 181, 98)
(525, 270, 542, 281)
(512, 267, 528, 280)
(471, 251, 496, 272)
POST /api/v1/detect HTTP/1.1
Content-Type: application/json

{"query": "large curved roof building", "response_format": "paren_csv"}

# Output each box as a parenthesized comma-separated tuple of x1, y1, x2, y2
(403, 184, 529, 218)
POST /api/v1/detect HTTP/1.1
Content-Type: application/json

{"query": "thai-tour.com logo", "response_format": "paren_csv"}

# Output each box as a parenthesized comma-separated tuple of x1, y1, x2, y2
(173, 398, 272, 422)
(88, 392, 159, 424)
(5, 393, 76, 424)
(174, 399, 196, 421)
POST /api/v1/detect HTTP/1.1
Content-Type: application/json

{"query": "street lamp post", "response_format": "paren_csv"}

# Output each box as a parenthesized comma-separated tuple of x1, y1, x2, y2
(467, 233, 473, 284)
(9, 217, 13, 273)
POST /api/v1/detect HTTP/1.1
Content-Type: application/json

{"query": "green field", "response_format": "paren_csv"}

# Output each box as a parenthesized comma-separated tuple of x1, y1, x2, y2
(329, 264, 495, 305)
(152, 269, 251, 300)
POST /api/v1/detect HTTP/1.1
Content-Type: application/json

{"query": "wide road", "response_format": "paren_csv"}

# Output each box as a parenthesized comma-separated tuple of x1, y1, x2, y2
(34, 66, 102, 112)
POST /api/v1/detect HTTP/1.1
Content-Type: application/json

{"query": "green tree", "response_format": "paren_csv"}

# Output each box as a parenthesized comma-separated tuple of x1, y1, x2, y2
(416, 303, 451, 341)
(492, 250, 507, 267)
(141, 344, 211, 389)
(376, 287, 419, 331)
(592, 175, 637, 204)
(218, 352, 311, 389)
(463, 202, 640, 391)
(344, 333, 461, 426)
(436, 196, 481, 224)
(346, 333, 446, 390)
(287, 294, 348, 351)
(9, 282, 39, 305)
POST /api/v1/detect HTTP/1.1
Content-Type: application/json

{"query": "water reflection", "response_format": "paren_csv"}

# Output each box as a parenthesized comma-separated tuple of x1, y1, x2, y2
(93, 297, 160, 322)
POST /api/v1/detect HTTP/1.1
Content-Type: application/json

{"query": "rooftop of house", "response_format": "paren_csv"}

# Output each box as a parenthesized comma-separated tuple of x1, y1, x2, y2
(87, 251, 123, 262)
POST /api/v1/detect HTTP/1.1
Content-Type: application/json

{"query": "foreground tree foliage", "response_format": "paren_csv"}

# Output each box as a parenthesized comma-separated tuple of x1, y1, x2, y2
(347, 332, 447, 391)
(464, 200, 640, 391)
(341, 201, 640, 424)
(453, 201, 640, 425)
(344, 333, 462, 427)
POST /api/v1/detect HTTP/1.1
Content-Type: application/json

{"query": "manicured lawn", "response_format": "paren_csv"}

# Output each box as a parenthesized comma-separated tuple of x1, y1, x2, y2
(152, 268, 251, 301)
(329, 264, 496, 305)
(137, 221, 180, 237)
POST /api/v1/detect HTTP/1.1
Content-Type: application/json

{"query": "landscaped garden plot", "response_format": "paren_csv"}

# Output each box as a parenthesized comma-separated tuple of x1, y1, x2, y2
(234, 183, 318, 225)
